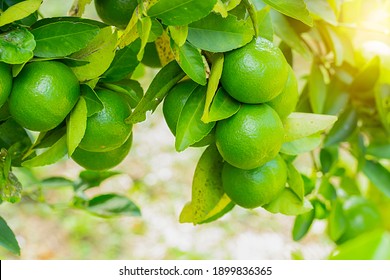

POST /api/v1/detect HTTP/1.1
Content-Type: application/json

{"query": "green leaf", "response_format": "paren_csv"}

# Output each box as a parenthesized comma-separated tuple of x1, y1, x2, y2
(187, 13, 254, 53)
(375, 84, 390, 134)
(242, 0, 259, 37)
(263, 188, 313, 216)
(0, 27, 35, 64)
(68, 0, 93, 17)
(180, 145, 234, 225)
(168, 25, 188, 47)
(286, 162, 304, 201)
(207, 88, 241, 122)
(33, 126, 66, 149)
(292, 209, 315, 241)
(330, 230, 390, 260)
(126, 60, 185, 124)
(136, 16, 152, 61)
(323, 106, 357, 147)
(103, 80, 144, 108)
(171, 41, 206, 85)
(40, 177, 74, 188)
(0, 0, 42, 27)
(80, 84, 104, 117)
(350, 56, 380, 93)
(366, 144, 390, 159)
(147, 0, 217, 26)
(269, 11, 311, 59)
(1, 149, 22, 203)
(263, 0, 313, 26)
(101, 39, 141, 82)
(281, 133, 322, 155)
(257, 6, 273, 42)
(362, 160, 390, 198)
(306, 0, 337, 25)
(284, 112, 338, 142)
(328, 199, 347, 241)
(0, 216, 20, 255)
(78, 170, 121, 190)
(22, 135, 67, 167)
(70, 27, 117, 82)
(309, 63, 327, 114)
(86, 193, 141, 218)
(66, 97, 87, 156)
(176, 86, 216, 151)
(31, 21, 99, 58)
(31, 16, 108, 29)
(202, 53, 224, 123)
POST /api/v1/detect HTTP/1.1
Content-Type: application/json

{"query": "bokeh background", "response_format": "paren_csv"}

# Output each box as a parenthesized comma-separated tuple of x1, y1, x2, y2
(0, 0, 336, 260)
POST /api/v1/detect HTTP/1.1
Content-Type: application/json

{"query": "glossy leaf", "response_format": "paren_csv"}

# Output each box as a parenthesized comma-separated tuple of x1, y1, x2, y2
(86, 193, 141, 217)
(168, 25, 188, 47)
(257, 6, 273, 42)
(207, 88, 241, 122)
(0, 0, 42, 27)
(350, 56, 380, 93)
(78, 170, 121, 190)
(366, 144, 390, 159)
(171, 41, 206, 85)
(330, 230, 390, 260)
(362, 160, 390, 198)
(292, 209, 315, 241)
(281, 133, 322, 155)
(328, 199, 347, 241)
(375, 84, 390, 134)
(263, 188, 313, 216)
(126, 60, 185, 124)
(70, 27, 117, 82)
(31, 22, 99, 58)
(137, 16, 152, 61)
(67, 97, 87, 156)
(80, 84, 104, 117)
(22, 135, 67, 167)
(0, 28, 35, 64)
(179, 145, 234, 225)
(306, 0, 337, 25)
(202, 53, 224, 123)
(0, 216, 20, 255)
(176, 86, 216, 152)
(104, 79, 143, 108)
(284, 112, 337, 142)
(31, 16, 108, 29)
(147, 0, 217, 26)
(309, 63, 327, 114)
(102, 39, 141, 82)
(187, 13, 254, 53)
(324, 106, 357, 147)
(262, 0, 313, 26)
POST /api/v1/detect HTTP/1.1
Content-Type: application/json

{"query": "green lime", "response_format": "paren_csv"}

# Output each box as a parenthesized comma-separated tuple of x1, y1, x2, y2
(216, 104, 284, 170)
(162, 79, 199, 135)
(267, 66, 299, 121)
(9, 61, 80, 132)
(72, 133, 132, 170)
(221, 37, 289, 104)
(0, 62, 12, 109)
(78, 89, 132, 152)
(94, 0, 138, 29)
(222, 155, 287, 209)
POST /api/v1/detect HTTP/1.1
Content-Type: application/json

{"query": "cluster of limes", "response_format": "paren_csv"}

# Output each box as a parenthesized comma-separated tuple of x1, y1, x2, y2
(164, 37, 299, 209)
(0, 60, 133, 171)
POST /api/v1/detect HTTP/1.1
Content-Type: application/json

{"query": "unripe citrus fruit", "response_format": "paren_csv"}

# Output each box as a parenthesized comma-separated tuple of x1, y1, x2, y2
(9, 61, 80, 132)
(72, 133, 132, 170)
(163, 79, 198, 135)
(94, 0, 138, 29)
(222, 155, 287, 209)
(337, 196, 382, 244)
(221, 37, 289, 104)
(215, 104, 284, 170)
(0, 62, 12, 108)
(78, 89, 132, 152)
(267, 66, 299, 121)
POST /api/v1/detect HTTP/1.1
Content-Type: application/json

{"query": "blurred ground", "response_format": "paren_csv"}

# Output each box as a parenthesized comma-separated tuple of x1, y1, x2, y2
(0, 0, 334, 260)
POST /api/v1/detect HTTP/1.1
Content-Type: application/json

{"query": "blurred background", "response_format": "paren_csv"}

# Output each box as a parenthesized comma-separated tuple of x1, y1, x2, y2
(0, 0, 339, 260)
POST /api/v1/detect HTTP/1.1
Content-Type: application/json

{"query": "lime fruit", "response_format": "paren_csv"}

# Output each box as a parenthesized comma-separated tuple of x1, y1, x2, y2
(94, 0, 138, 29)
(0, 62, 12, 108)
(267, 66, 299, 121)
(222, 155, 287, 209)
(337, 196, 383, 244)
(9, 61, 80, 132)
(72, 133, 132, 170)
(215, 104, 284, 170)
(221, 37, 289, 104)
(78, 89, 132, 152)
(163, 79, 199, 135)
